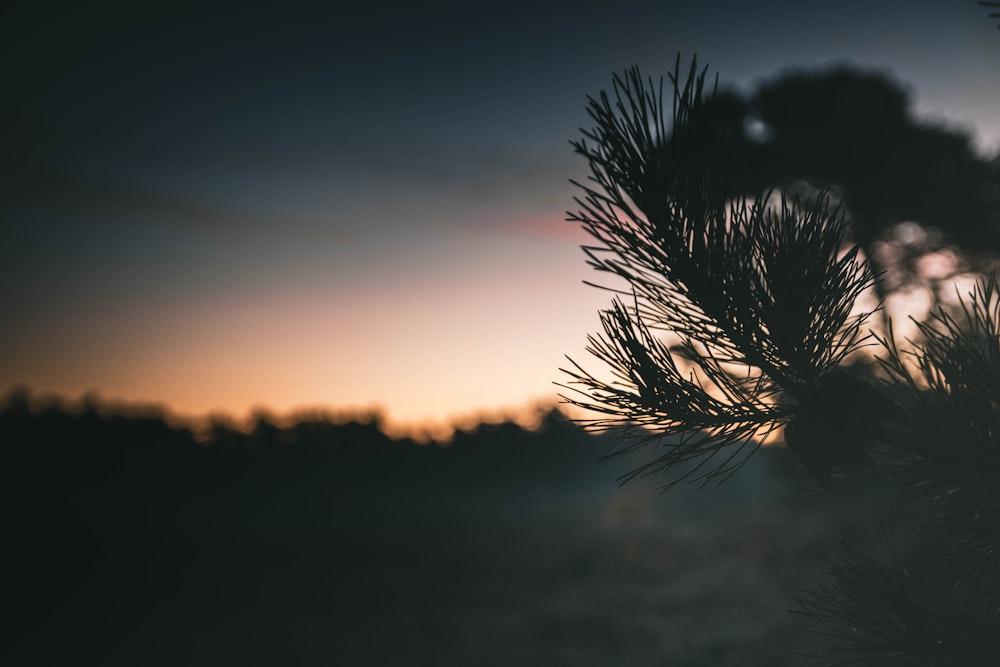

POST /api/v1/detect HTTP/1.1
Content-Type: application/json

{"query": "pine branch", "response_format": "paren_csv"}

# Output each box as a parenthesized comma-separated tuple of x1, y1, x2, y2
(864, 275, 1000, 598)
(981, 1, 1000, 28)
(794, 533, 1000, 665)
(564, 53, 1000, 665)
(875, 275, 1000, 473)
(558, 298, 787, 488)
(565, 57, 880, 488)
(915, 466, 1000, 599)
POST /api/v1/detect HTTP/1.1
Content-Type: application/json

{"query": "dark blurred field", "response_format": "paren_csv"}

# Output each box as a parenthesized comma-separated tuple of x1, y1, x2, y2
(1, 392, 900, 666)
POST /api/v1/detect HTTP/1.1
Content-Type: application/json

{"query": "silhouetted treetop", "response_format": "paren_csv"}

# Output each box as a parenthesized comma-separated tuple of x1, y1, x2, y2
(589, 60, 1000, 300)
(753, 66, 1000, 252)
(982, 1, 1000, 28)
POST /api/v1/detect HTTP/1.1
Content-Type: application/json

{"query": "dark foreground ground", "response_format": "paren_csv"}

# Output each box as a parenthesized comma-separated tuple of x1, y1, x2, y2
(1, 398, 904, 666)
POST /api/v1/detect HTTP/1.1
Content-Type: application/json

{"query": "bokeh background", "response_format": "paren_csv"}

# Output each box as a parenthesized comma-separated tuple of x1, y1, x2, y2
(3, 2, 999, 665)
(4, 0, 1000, 436)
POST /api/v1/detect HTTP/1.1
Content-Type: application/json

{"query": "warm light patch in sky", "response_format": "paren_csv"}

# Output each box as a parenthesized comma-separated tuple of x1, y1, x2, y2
(5, 1, 1000, 439)
(2, 211, 606, 438)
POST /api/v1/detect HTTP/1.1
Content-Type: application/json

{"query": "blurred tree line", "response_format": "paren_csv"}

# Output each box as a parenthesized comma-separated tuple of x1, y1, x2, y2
(0, 387, 600, 655)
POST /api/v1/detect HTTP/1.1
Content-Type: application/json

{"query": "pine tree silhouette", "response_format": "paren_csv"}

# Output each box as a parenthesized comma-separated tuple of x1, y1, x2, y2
(561, 56, 1000, 664)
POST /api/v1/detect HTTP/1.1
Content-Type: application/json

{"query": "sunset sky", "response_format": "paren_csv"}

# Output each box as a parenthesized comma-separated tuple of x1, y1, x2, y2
(3, 1, 1000, 436)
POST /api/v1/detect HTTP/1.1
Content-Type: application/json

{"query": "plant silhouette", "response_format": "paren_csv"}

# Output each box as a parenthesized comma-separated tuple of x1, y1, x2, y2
(603, 59, 1000, 312)
(983, 1, 1000, 28)
(753, 67, 1000, 301)
(562, 55, 1000, 664)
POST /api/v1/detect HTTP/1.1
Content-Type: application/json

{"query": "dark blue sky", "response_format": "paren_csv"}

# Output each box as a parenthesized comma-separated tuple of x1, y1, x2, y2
(3, 1, 999, 434)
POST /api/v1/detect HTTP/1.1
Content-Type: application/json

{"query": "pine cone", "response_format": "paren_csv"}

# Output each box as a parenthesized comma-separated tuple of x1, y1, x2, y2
(784, 371, 901, 489)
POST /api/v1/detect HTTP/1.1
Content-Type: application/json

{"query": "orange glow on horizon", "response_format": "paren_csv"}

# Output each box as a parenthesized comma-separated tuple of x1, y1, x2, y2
(1, 209, 611, 442)
(1, 381, 584, 444)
